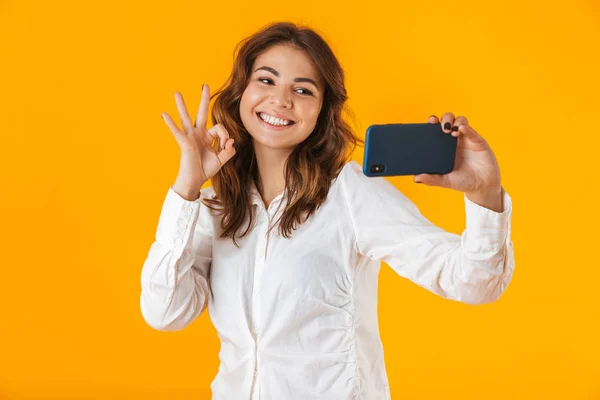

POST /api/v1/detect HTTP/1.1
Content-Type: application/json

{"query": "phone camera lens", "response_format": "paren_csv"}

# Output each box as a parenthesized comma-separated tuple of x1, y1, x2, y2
(369, 164, 385, 174)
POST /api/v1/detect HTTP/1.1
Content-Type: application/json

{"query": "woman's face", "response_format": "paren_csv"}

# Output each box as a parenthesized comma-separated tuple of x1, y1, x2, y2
(240, 44, 324, 151)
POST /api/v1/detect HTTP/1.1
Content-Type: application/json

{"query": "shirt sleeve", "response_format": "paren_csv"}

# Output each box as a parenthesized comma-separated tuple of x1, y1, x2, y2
(140, 186, 214, 331)
(339, 161, 514, 305)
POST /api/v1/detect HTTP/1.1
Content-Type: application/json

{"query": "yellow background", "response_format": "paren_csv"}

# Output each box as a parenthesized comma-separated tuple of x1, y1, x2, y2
(1, 0, 599, 398)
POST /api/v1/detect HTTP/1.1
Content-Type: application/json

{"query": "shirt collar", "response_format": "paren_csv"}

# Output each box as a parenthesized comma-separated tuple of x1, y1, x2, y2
(249, 180, 287, 209)
(249, 180, 263, 206)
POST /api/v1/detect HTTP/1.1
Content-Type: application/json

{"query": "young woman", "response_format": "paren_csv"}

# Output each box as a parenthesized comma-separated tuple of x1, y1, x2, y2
(140, 21, 514, 400)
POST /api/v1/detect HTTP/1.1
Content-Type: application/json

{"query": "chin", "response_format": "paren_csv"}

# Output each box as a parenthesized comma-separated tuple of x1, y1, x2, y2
(251, 134, 296, 150)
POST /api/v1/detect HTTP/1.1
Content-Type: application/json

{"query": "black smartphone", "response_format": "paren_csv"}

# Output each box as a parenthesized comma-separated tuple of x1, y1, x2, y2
(362, 122, 457, 177)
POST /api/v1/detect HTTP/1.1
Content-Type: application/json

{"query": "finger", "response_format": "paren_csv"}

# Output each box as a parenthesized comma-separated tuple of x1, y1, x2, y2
(217, 137, 237, 165)
(199, 125, 217, 148)
(209, 123, 230, 151)
(451, 116, 469, 136)
(195, 84, 210, 129)
(175, 92, 194, 134)
(457, 123, 485, 141)
(428, 115, 439, 124)
(161, 113, 186, 145)
(413, 173, 451, 188)
(440, 112, 455, 133)
(206, 126, 218, 140)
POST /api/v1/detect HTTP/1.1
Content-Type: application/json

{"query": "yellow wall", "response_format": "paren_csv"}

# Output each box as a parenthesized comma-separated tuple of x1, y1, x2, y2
(1, 0, 599, 398)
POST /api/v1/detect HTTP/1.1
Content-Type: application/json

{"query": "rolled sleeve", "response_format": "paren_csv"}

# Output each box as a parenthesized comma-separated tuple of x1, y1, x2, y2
(463, 188, 512, 254)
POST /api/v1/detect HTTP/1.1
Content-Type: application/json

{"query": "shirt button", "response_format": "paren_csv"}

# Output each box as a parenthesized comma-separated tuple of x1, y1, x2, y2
(179, 221, 187, 229)
(254, 369, 258, 377)
(252, 328, 259, 336)
(175, 238, 183, 246)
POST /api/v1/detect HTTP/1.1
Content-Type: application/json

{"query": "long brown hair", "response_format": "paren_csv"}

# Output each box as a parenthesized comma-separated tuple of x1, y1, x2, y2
(203, 21, 363, 247)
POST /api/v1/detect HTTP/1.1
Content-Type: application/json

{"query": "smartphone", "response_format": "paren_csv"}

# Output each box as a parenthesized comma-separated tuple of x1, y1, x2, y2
(362, 122, 457, 177)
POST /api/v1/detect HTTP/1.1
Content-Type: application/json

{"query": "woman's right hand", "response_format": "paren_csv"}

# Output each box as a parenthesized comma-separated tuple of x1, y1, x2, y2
(161, 84, 236, 200)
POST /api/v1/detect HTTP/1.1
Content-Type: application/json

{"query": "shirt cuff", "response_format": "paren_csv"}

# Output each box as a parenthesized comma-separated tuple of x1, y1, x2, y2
(463, 186, 513, 253)
(155, 186, 203, 249)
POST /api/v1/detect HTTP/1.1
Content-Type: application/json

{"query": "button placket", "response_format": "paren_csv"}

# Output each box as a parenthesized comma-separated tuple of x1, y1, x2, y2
(250, 212, 267, 347)
(252, 242, 265, 309)
(262, 208, 275, 261)
(251, 210, 270, 388)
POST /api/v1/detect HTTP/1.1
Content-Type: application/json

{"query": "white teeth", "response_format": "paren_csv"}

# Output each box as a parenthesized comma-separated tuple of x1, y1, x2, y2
(259, 112, 292, 126)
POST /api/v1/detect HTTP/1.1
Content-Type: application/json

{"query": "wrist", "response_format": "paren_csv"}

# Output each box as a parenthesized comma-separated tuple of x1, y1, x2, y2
(172, 181, 203, 201)
(465, 185, 503, 213)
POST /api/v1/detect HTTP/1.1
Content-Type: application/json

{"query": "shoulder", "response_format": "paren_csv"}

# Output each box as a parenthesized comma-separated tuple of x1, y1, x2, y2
(336, 160, 414, 207)
(341, 159, 362, 174)
(338, 160, 364, 181)
(336, 160, 372, 192)
(332, 161, 374, 207)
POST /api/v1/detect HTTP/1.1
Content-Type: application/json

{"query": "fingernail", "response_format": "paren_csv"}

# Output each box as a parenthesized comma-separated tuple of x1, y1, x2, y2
(451, 125, 458, 132)
(444, 122, 451, 131)
(202, 84, 205, 91)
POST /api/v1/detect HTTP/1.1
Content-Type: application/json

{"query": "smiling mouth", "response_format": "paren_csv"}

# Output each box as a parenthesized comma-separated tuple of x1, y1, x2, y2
(256, 112, 296, 127)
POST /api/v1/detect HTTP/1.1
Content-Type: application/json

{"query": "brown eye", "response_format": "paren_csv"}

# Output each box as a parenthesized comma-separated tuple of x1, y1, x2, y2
(296, 88, 313, 96)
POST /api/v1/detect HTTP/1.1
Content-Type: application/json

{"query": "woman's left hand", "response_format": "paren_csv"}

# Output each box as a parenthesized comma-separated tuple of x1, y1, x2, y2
(413, 113, 501, 194)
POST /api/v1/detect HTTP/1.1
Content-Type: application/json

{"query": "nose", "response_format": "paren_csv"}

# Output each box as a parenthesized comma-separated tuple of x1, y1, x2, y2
(269, 84, 292, 108)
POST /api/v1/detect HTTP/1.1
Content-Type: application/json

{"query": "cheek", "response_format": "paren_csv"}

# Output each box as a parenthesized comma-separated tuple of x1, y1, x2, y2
(299, 102, 322, 124)
(240, 85, 263, 113)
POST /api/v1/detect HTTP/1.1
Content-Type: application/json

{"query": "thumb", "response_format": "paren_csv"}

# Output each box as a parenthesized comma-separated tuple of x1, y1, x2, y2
(217, 138, 237, 164)
(413, 173, 449, 188)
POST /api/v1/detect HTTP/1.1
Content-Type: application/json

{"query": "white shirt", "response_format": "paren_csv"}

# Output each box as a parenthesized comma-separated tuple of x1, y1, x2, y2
(140, 160, 514, 400)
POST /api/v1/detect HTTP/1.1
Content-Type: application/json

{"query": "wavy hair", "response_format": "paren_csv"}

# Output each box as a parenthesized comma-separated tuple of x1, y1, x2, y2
(202, 21, 363, 247)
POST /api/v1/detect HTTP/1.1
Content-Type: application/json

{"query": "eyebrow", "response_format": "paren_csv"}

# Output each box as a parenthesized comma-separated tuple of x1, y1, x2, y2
(253, 66, 320, 91)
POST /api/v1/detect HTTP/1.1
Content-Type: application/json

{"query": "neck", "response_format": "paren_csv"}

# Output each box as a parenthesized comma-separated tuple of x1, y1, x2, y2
(253, 140, 293, 208)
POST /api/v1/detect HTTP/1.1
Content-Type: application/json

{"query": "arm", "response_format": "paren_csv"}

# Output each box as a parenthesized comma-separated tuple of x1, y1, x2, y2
(340, 161, 514, 305)
(465, 185, 503, 213)
(140, 186, 213, 331)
